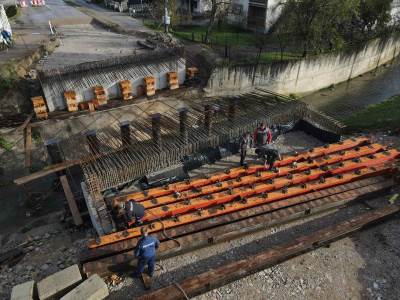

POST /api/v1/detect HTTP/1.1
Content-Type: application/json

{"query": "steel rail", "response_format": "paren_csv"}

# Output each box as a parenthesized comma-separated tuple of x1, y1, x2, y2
(112, 137, 370, 204)
(113, 143, 383, 210)
(88, 162, 397, 248)
(82, 178, 394, 276)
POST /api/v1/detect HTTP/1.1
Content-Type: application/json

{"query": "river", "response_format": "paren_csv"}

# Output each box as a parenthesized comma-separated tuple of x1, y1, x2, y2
(301, 57, 400, 119)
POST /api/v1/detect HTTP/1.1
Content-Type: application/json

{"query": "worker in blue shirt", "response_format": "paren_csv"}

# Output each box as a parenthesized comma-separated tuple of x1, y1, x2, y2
(133, 227, 160, 277)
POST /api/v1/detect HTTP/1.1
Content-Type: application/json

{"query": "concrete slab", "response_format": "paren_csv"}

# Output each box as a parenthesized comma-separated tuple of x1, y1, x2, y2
(37, 265, 82, 300)
(60, 274, 109, 300)
(10, 281, 35, 300)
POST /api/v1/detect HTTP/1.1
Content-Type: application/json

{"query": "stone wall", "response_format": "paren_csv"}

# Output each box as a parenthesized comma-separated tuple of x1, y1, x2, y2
(205, 36, 400, 97)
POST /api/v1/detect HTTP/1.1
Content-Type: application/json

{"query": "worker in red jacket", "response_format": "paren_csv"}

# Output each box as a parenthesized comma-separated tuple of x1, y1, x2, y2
(253, 123, 272, 148)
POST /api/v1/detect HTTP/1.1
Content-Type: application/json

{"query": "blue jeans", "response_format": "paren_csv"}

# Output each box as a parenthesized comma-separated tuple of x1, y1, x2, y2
(134, 256, 156, 277)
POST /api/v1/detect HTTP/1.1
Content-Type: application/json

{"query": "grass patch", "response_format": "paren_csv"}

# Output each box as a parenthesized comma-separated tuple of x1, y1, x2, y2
(0, 136, 13, 152)
(344, 95, 400, 131)
(172, 24, 255, 46)
(143, 21, 256, 46)
(0, 62, 18, 99)
(235, 51, 302, 64)
(259, 52, 302, 63)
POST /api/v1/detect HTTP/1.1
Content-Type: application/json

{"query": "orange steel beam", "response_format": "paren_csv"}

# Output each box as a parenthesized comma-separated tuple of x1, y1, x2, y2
(88, 163, 396, 248)
(113, 137, 370, 204)
(139, 150, 399, 222)
(125, 144, 384, 210)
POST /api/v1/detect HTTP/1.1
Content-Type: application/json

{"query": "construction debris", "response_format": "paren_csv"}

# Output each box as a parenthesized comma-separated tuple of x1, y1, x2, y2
(37, 265, 82, 300)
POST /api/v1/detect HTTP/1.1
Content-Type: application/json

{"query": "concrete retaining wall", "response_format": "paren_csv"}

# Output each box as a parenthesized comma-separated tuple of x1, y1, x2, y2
(40, 49, 186, 112)
(205, 36, 400, 97)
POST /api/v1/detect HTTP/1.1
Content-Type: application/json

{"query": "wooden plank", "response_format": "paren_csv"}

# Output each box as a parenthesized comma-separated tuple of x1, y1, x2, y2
(138, 205, 400, 300)
(18, 113, 34, 133)
(82, 179, 393, 276)
(60, 175, 83, 226)
(14, 160, 82, 185)
(24, 125, 32, 169)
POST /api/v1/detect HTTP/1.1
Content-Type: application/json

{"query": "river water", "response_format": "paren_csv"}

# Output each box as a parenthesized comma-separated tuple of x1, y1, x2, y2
(301, 57, 400, 119)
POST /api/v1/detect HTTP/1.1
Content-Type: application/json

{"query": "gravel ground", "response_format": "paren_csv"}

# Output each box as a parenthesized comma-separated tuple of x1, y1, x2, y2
(0, 216, 89, 300)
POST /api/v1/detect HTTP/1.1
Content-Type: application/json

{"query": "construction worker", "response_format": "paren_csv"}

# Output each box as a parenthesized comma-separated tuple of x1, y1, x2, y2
(133, 227, 160, 278)
(253, 123, 272, 149)
(263, 144, 282, 170)
(239, 132, 252, 166)
(124, 199, 145, 228)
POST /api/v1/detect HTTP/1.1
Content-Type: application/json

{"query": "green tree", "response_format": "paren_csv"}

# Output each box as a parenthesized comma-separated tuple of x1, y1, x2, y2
(359, 0, 392, 35)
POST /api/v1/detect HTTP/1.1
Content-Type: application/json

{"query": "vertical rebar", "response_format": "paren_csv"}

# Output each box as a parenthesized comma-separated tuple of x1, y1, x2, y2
(204, 104, 213, 135)
(86, 130, 100, 154)
(151, 113, 162, 151)
(120, 121, 131, 146)
(45, 138, 63, 164)
(228, 100, 236, 122)
(179, 107, 188, 143)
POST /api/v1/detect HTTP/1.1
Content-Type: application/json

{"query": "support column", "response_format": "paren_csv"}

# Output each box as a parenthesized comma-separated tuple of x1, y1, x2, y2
(151, 113, 162, 150)
(60, 175, 83, 226)
(86, 130, 100, 154)
(120, 121, 131, 146)
(45, 138, 63, 164)
(228, 100, 236, 122)
(178, 107, 188, 143)
(204, 105, 213, 135)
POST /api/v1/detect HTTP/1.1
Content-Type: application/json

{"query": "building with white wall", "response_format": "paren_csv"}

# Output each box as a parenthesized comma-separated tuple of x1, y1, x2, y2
(177, 0, 212, 16)
(392, 0, 400, 21)
(228, 0, 282, 32)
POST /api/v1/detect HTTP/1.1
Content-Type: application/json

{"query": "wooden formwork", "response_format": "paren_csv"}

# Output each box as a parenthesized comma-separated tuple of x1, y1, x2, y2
(93, 85, 107, 106)
(119, 80, 133, 101)
(167, 72, 179, 90)
(31, 96, 48, 119)
(144, 76, 155, 96)
(63, 90, 78, 112)
(186, 67, 198, 79)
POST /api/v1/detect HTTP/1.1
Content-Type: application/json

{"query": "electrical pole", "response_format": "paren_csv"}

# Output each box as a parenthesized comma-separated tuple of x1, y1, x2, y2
(164, 0, 169, 33)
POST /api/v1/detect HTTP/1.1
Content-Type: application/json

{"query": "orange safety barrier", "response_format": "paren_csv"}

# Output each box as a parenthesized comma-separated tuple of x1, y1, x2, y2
(127, 143, 384, 210)
(112, 137, 370, 205)
(139, 150, 399, 222)
(88, 162, 397, 248)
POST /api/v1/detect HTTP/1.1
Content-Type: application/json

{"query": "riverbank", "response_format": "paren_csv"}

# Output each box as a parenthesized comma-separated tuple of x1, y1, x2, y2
(344, 95, 400, 132)
(205, 36, 400, 97)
